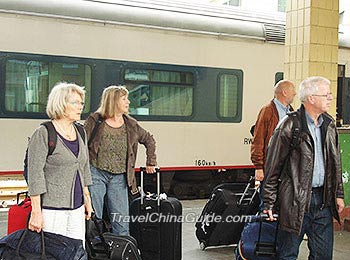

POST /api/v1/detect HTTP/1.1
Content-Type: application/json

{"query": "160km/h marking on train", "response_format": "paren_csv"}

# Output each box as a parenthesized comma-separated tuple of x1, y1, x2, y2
(195, 160, 217, 166)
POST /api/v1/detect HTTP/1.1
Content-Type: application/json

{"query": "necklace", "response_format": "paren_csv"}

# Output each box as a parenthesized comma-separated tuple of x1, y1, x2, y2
(53, 120, 74, 139)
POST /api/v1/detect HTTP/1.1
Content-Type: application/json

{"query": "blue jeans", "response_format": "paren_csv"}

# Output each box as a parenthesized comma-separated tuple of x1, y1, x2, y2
(89, 166, 129, 236)
(277, 189, 334, 260)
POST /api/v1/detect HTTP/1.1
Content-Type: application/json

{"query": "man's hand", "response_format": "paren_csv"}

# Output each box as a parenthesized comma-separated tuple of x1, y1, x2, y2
(255, 169, 264, 182)
(337, 198, 345, 214)
(263, 209, 277, 221)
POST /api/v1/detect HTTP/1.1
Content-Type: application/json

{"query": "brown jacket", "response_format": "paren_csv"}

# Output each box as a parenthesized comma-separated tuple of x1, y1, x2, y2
(263, 106, 343, 234)
(84, 112, 157, 195)
(250, 100, 279, 169)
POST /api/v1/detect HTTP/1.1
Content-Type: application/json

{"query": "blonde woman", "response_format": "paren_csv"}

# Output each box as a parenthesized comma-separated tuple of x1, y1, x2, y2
(84, 85, 157, 236)
(28, 82, 93, 242)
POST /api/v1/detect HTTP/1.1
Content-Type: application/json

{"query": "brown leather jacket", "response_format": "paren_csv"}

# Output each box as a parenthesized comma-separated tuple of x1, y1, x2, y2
(263, 106, 344, 234)
(250, 100, 279, 169)
(84, 112, 157, 195)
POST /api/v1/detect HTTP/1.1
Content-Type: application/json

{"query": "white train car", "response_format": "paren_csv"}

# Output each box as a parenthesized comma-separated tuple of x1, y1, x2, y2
(0, 0, 349, 198)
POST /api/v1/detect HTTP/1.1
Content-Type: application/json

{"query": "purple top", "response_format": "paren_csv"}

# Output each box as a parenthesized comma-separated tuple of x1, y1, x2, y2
(43, 131, 83, 210)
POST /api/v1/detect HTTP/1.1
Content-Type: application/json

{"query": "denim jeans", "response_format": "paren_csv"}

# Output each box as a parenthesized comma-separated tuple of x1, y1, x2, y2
(89, 166, 129, 236)
(277, 189, 334, 260)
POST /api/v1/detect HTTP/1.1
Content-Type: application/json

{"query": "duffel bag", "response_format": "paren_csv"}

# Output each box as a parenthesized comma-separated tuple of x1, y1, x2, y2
(0, 229, 87, 260)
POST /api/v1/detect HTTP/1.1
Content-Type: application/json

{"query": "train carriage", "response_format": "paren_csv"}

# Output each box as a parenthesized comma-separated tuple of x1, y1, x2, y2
(0, 0, 349, 199)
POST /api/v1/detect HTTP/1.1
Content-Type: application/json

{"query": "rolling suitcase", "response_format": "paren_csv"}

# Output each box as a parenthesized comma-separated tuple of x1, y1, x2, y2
(129, 167, 182, 260)
(236, 214, 278, 260)
(195, 177, 259, 249)
(7, 191, 31, 234)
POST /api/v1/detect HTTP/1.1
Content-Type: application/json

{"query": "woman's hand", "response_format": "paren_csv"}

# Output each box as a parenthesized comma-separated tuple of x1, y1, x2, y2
(145, 166, 156, 174)
(28, 210, 44, 233)
(28, 195, 43, 233)
(84, 187, 93, 220)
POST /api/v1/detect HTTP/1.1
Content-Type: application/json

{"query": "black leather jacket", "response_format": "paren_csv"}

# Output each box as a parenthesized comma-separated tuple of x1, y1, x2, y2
(263, 105, 344, 234)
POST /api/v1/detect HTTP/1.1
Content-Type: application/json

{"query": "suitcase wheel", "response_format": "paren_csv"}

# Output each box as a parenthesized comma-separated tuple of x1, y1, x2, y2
(199, 241, 207, 250)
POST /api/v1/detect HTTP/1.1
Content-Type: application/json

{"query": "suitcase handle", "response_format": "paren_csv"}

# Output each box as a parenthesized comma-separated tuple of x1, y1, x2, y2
(256, 213, 279, 257)
(256, 213, 279, 221)
(237, 176, 256, 206)
(17, 191, 29, 204)
(139, 167, 161, 207)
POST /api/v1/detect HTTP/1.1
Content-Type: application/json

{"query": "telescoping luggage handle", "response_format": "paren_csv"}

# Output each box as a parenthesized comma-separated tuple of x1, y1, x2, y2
(17, 191, 29, 205)
(139, 167, 161, 207)
(255, 213, 279, 257)
(237, 176, 257, 206)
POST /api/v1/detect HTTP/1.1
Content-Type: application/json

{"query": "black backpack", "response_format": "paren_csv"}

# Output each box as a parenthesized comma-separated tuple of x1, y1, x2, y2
(23, 121, 85, 183)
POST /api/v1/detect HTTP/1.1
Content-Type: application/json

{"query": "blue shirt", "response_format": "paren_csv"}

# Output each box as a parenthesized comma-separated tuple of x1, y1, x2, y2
(305, 112, 325, 187)
(273, 98, 292, 122)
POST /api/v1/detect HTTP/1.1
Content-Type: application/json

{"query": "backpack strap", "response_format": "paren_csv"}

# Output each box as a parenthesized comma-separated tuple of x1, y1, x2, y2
(40, 121, 57, 156)
(88, 113, 104, 147)
(288, 112, 300, 150)
(41, 121, 86, 156)
(74, 122, 86, 144)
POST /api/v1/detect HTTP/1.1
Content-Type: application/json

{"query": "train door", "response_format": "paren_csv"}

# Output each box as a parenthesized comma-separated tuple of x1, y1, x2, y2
(344, 78, 350, 124)
(337, 64, 350, 126)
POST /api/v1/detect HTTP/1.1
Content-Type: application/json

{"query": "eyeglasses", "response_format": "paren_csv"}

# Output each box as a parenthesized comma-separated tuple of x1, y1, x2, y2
(312, 93, 333, 98)
(69, 101, 85, 107)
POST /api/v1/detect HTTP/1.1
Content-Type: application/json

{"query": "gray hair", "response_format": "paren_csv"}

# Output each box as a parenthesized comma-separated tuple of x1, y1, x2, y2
(298, 76, 330, 103)
(46, 82, 85, 119)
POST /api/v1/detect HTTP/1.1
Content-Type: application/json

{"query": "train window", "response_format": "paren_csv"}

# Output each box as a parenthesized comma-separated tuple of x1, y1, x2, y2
(124, 69, 193, 85)
(218, 74, 239, 118)
(275, 72, 284, 84)
(4, 59, 91, 114)
(124, 69, 194, 117)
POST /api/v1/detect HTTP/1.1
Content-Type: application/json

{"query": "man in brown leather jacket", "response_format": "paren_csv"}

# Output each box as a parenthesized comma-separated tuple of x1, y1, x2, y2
(251, 80, 296, 181)
(263, 76, 344, 260)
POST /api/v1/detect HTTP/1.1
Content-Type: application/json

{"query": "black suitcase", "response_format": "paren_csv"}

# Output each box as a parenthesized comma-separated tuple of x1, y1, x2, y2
(195, 177, 260, 249)
(129, 167, 182, 260)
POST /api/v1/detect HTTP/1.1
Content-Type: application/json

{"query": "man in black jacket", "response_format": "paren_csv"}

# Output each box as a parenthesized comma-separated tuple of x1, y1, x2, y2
(263, 76, 344, 260)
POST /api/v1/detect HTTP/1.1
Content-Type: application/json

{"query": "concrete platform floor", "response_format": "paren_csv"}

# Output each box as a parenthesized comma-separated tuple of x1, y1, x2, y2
(1, 199, 350, 259)
(182, 200, 350, 260)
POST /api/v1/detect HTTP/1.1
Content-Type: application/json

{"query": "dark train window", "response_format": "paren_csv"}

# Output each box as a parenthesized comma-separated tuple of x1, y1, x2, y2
(218, 74, 239, 118)
(124, 69, 194, 117)
(4, 59, 91, 114)
(275, 72, 284, 84)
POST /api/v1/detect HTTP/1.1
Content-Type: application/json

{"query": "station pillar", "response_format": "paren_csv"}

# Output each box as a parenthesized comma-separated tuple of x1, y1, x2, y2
(284, 0, 339, 117)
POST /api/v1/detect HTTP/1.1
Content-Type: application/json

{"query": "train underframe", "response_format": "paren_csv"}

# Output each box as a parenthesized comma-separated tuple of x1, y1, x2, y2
(135, 168, 255, 200)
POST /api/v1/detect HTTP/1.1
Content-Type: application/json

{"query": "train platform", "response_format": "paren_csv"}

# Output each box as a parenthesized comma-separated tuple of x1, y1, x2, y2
(1, 199, 350, 259)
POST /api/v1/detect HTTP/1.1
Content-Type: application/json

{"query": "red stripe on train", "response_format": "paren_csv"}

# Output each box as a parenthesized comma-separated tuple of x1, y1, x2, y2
(150, 165, 255, 171)
(0, 171, 24, 175)
(0, 165, 255, 175)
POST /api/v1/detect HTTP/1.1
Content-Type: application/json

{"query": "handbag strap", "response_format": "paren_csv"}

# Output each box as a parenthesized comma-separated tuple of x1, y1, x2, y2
(16, 230, 47, 259)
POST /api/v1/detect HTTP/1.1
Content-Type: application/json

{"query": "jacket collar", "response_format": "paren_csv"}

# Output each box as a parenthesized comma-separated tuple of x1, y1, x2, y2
(298, 104, 333, 144)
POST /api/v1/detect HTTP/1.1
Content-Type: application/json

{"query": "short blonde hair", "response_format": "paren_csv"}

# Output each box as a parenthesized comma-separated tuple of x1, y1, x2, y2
(46, 82, 85, 119)
(97, 85, 129, 118)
